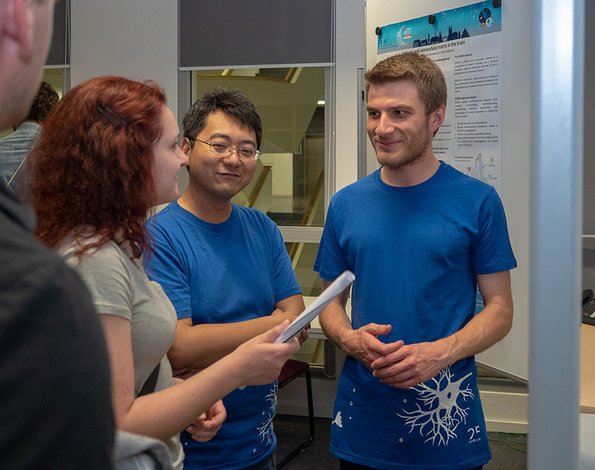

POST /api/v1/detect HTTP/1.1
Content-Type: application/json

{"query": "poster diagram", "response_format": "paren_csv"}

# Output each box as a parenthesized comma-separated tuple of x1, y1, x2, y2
(376, 1, 502, 193)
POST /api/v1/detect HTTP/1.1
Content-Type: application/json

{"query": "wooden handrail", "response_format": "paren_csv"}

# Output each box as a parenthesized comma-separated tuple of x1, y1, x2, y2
(247, 165, 272, 208)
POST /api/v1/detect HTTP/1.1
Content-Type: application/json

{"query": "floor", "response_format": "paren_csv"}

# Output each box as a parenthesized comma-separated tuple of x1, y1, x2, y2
(274, 415, 527, 470)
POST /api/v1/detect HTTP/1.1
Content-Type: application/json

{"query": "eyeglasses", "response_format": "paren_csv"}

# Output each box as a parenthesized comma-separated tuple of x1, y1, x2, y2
(188, 137, 260, 161)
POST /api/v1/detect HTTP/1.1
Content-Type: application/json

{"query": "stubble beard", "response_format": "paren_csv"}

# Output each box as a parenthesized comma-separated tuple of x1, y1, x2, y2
(375, 121, 433, 171)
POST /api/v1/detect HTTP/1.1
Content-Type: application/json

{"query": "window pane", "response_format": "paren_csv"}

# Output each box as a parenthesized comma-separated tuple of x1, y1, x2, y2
(43, 69, 65, 98)
(284, 242, 332, 372)
(191, 67, 326, 228)
(284, 242, 323, 297)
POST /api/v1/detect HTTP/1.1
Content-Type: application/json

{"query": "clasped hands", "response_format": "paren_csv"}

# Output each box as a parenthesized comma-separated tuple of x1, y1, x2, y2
(343, 323, 447, 389)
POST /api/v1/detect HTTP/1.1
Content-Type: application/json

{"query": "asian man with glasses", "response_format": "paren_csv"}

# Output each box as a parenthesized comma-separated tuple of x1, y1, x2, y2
(145, 88, 306, 470)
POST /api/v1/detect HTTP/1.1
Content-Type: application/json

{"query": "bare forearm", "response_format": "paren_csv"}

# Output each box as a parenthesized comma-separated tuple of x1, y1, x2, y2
(318, 282, 398, 368)
(369, 303, 512, 389)
(170, 294, 304, 370)
(438, 302, 513, 366)
(117, 322, 299, 442)
(441, 271, 514, 365)
(169, 316, 287, 369)
(319, 302, 353, 352)
(120, 354, 245, 441)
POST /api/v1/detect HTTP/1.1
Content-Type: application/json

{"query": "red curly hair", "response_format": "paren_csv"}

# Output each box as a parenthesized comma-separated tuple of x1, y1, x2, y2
(27, 76, 167, 258)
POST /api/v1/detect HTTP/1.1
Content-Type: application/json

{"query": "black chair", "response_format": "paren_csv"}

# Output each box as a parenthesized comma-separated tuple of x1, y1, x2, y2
(276, 359, 315, 468)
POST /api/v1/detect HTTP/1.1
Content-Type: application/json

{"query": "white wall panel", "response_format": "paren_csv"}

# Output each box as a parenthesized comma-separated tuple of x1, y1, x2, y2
(70, 0, 178, 116)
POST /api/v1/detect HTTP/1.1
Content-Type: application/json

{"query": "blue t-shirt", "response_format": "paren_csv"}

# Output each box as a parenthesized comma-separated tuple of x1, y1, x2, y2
(146, 202, 302, 470)
(315, 162, 517, 469)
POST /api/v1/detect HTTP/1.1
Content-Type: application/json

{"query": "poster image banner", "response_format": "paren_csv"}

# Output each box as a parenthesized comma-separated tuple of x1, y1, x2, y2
(377, 0, 501, 54)
(375, 1, 502, 193)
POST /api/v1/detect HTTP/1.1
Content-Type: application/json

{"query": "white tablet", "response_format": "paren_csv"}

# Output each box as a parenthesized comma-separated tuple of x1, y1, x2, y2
(274, 270, 355, 343)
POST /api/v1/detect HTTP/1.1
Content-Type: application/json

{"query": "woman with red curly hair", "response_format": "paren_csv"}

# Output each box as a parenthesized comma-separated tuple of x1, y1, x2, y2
(26, 76, 300, 468)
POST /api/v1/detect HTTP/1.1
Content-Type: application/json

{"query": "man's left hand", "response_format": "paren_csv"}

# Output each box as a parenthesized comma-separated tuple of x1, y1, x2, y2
(370, 341, 448, 389)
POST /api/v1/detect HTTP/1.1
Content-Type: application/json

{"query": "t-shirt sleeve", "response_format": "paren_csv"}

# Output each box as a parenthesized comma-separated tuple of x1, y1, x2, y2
(145, 220, 193, 319)
(67, 244, 134, 320)
(472, 188, 517, 275)
(314, 196, 349, 281)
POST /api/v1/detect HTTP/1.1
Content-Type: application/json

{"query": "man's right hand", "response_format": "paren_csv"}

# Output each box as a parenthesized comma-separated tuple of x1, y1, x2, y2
(340, 323, 403, 369)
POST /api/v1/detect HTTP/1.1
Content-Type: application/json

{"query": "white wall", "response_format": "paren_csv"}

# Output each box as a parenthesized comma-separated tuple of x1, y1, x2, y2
(334, 0, 366, 192)
(70, 0, 179, 117)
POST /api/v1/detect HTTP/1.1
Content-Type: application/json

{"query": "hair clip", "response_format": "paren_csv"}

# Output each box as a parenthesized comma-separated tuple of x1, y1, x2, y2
(96, 102, 127, 128)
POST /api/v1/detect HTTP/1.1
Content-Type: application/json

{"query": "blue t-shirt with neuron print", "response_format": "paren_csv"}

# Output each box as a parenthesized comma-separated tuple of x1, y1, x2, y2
(146, 202, 302, 469)
(315, 162, 516, 469)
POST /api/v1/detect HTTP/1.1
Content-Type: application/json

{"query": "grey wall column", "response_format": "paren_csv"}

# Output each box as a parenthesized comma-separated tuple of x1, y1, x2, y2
(357, 68, 366, 180)
(529, 0, 584, 468)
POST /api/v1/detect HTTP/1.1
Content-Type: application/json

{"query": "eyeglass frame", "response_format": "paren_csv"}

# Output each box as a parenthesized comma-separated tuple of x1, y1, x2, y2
(186, 136, 261, 161)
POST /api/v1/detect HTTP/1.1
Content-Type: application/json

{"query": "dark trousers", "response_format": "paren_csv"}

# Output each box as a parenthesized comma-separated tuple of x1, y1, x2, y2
(340, 460, 483, 470)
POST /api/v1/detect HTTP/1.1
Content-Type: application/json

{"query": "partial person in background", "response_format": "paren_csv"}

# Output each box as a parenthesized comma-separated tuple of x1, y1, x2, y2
(145, 88, 306, 470)
(0, 80, 59, 190)
(315, 52, 516, 470)
(27, 76, 301, 470)
(0, 0, 115, 468)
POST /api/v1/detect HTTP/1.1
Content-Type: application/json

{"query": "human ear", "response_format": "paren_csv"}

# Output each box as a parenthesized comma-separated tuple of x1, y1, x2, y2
(4, 0, 34, 60)
(180, 137, 192, 156)
(430, 105, 446, 132)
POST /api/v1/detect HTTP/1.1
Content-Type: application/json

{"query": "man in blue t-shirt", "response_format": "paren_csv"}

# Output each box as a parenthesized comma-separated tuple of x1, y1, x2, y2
(145, 88, 305, 470)
(315, 52, 516, 470)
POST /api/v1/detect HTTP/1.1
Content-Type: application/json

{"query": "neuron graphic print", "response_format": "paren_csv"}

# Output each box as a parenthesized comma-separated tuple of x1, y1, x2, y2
(257, 385, 277, 446)
(398, 367, 474, 446)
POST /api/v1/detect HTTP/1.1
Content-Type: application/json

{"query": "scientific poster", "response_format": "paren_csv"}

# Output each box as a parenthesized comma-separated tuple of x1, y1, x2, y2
(376, 1, 502, 192)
